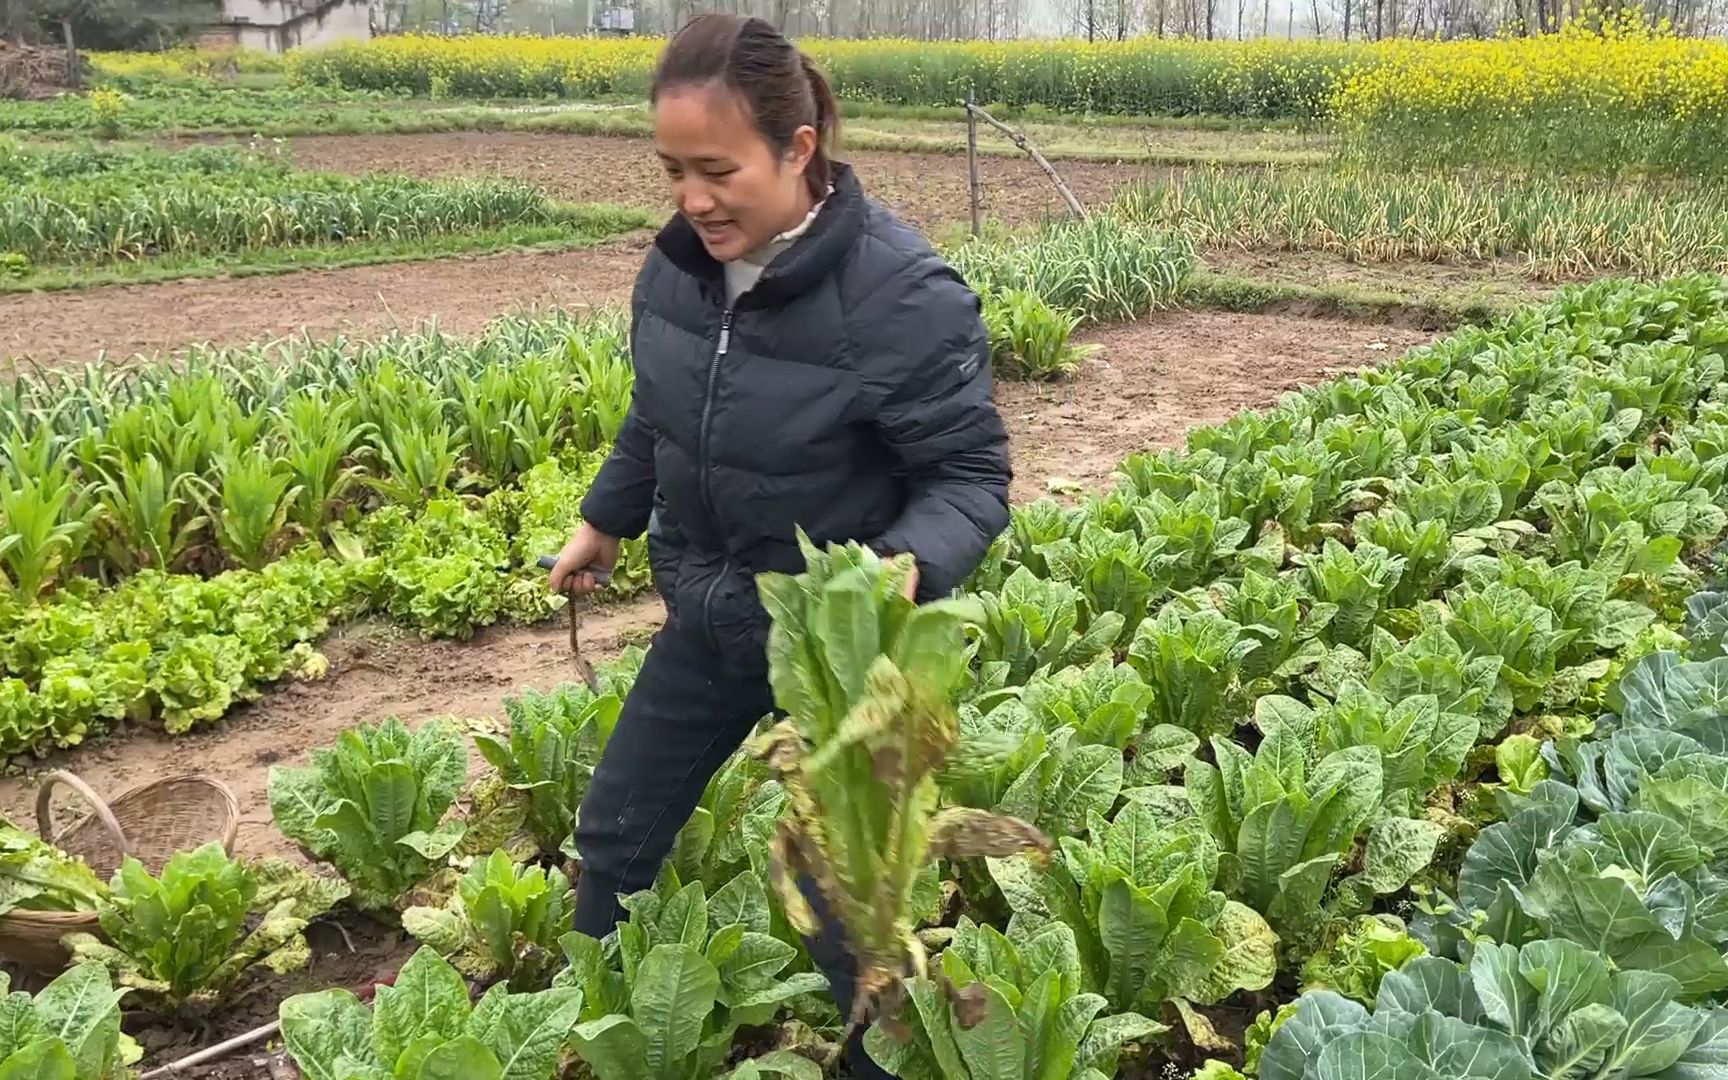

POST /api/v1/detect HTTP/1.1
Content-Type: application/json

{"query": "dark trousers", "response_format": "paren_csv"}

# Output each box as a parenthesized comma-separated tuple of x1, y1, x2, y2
(572, 625, 891, 1079)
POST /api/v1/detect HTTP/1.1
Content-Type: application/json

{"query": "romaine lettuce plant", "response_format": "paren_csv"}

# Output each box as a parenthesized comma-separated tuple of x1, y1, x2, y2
(665, 746, 787, 894)
(942, 709, 1123, 841)
(269, 715, 468, 910)
(473, 676, 625, 859)
(1364, 624, 1510, 732)
(1186, 725, 1444, 935)
(1299, 539, 1407, 654)
(863, 917, 1164, 1080)
(1016, 658, 1153, 750)
(987, 803, 1277, 1022)
(1353, 507, 1456, 610)
(1253, 679, 1479, 816)
(63, 843, 345, 1012)
(1397, 466, 1504, 535)
(1460, 549, 1661, 666)
(556, 873, 830, 1079)
(754, 537, 1049, 1031)
(973, 566, 1123, 685)
(402, 849, 573, 990)
(1260, 940, 1726, 1080)
(1125, 487, 1251, 592)
(0, 964, 138, 1080)
(280, 946, 584, 1080)
(1035, 521, 1164, 648)
(1441, 581, 1590, 713)
(1213, 569, 1336, 684)
(1126, 603, 1256, 739)
(1534, 462, 1728, 564)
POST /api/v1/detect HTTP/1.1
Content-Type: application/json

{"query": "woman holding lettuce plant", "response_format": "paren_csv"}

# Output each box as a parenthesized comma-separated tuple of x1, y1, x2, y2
(547, 13, 1011, 1076)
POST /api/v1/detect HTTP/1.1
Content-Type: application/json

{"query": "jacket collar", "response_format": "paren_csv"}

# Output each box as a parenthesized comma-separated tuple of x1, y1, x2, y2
(654, 162, 865, 308)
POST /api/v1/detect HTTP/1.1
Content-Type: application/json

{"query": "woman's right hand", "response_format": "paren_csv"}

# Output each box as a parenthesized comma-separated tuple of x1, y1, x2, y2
(549, 523, 620, 595)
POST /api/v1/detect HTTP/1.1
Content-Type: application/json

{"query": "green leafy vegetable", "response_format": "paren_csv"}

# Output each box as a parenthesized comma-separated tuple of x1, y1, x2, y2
(0, 817, 106, 917)
(403, 850, 574, 991)
(988, 802, 1277, 1017)
(973, 566, 1123, 685)
(1126, 603, 1256, 739)
(0, 964, 138, 1080)
(864, 916, 1164, 1080)
(1254, 679, 1478, 816)
(754, 537, 1049, 1031)
(1298, 914, 1426, 1004)
(268, 715, 467, 910)
(63, 844, 344, 1012)
(556, 873, 827, 1080)
(472, 673, 627, 859)
(1186, 725, 1441, 934)
(1262, 940, 1724, 1080)
(280, 946, 584, 1080)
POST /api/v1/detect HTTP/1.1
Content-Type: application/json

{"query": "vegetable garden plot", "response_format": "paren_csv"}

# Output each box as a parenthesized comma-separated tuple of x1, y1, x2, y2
(0, 138, 638, 274)
(7, 274, 1728, 1079)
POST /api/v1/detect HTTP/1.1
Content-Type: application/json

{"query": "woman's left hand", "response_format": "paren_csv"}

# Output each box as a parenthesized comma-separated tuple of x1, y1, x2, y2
(901, 563, 919, 602)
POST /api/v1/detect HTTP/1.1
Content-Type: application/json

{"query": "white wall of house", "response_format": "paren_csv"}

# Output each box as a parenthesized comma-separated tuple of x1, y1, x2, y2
(212, 0, 371, 52)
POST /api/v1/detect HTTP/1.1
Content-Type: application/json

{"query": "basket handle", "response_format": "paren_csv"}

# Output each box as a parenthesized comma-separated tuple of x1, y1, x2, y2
(35, 770, 132, 861)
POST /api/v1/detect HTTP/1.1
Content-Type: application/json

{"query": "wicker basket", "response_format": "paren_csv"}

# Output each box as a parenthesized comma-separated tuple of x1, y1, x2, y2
(0, 771, 240, 973)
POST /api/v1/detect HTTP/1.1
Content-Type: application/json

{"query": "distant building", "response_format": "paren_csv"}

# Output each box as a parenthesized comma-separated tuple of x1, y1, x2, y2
(593, 5, 636, 33)
(199, 0, 372, 53)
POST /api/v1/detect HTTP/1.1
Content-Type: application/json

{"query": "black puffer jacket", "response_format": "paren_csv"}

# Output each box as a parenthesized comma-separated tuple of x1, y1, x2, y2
(578, 163, 1012, 671)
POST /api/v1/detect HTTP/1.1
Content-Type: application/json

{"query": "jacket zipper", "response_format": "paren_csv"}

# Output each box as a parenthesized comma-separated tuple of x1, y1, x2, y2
(697, 307, 734, 653)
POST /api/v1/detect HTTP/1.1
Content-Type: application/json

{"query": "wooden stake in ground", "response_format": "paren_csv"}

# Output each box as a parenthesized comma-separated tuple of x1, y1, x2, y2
(959, 101, 1088, 221)
(965, 92, 983, 237)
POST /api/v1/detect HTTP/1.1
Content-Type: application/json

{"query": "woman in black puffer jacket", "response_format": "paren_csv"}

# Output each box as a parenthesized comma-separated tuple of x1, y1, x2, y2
(548, 14, 1011, 1075)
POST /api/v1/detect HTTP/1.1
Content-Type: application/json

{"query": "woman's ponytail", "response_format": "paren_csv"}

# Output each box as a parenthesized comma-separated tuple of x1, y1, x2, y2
(799, 52, 838, 196)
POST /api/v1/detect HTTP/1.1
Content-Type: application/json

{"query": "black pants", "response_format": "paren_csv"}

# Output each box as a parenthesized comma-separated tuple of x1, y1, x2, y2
(572, 625, 892, 1079)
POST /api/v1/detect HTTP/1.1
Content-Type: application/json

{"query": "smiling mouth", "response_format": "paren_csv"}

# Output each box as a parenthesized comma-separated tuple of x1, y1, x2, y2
(693, 220, 734, 238)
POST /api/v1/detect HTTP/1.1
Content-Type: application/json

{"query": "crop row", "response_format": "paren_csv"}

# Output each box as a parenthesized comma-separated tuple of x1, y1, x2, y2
(0, 138, 644, 271)
(1119, 167, 1728, 282)
(7, 274, 1726, 1079)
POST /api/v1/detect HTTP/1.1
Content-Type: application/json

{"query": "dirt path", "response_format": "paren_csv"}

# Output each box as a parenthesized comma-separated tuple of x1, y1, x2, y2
(0, 238, 653, 368)
(0, 310, 1429, 862)
(996, 312, 1430, 499)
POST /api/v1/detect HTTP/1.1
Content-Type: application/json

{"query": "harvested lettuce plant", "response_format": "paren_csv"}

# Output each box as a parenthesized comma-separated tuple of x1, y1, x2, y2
(753, 537, 1050, 1034)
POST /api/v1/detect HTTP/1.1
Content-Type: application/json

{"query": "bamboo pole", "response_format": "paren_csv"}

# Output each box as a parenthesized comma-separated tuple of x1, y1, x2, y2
(959, 101, 1088, 221)
(965, 91, 983, 236)
(139, 1024, 280, 1079)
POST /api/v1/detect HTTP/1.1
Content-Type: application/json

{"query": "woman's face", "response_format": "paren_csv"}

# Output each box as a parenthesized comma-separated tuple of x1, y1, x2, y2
(654, 82, 816, 263)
